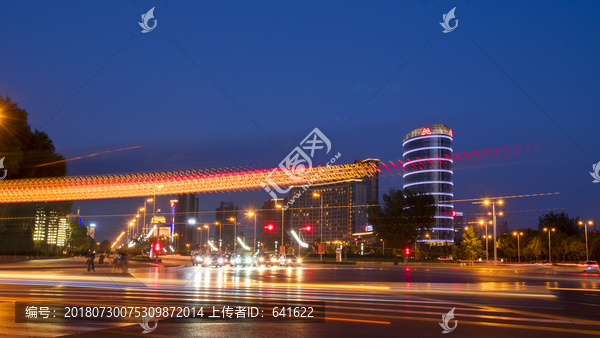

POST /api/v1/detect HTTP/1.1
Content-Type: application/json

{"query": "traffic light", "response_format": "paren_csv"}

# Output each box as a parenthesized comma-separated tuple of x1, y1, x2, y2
(452, 210, 457, 217)
(354, 237, 358, 242)
(154, 242, 162, 254)
(265, 223, 274, 232)
(303, 225, 312, 232)
(405, 247, 411, 256)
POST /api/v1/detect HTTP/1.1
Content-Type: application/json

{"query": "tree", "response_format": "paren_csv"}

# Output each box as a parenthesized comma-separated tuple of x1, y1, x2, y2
(99, 239, 111, 252)
(537, 212, 581, 237)
(524, 236, 545, 262)
(497, 235, 516, 262)
(367, 188, 436, 252)
(0, 95, 71, 254)
(68, 222, 91, 254)
(461, 226, 484, 264)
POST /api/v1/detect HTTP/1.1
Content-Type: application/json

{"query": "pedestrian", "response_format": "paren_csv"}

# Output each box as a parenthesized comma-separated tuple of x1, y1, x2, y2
(85, 251, 96, 272)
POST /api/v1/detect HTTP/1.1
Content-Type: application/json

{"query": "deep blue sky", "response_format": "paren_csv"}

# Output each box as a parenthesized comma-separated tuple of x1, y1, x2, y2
(1, 1, 599, 243)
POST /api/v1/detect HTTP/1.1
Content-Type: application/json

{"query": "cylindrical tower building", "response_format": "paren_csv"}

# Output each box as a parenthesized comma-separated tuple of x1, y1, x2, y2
(402, 124, 454, 245)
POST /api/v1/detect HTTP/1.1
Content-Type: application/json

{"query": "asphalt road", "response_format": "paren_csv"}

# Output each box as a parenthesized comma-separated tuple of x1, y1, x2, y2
(0, 257, 599, 337)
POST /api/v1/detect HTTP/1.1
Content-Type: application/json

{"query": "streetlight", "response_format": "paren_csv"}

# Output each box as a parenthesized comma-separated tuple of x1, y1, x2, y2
(543, 228, 555, 263)
(477, 199, 504, 266)
(275, 204, 284, 254)
(247, 211, 257, 252)
(579, 220, 593, 261)
(512, 231, 523, 263)
(128, 222, 134, 242)
(135, 214, 140, 236)
(313, 191, 323, 262)
(197, 225, 208, 251)
(215, 222, 221, 252)
(479, 220, 488, 262)
(230, 217, 237, 252)
(142, 198, 154, 235)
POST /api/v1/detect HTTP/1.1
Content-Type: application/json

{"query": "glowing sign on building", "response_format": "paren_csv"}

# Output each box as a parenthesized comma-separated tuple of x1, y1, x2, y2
(449, 129, 453, 137)
(421, 127, 432, 136)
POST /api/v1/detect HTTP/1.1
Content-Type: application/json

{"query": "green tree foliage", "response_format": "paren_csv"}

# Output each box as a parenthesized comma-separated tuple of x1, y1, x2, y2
(99, 239, 111, 252)
(523, 236, 546, 262)
(497, 234, 517, 261)
(68, 222, 92, 254)
(0, 95, 71, 254)
(367, 188, 436, 250)
(460, 226, 484, 264)
(537, 211, 581, 237)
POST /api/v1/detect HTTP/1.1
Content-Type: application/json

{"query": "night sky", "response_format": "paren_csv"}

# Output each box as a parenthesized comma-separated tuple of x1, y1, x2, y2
(1, 1, 599, 243)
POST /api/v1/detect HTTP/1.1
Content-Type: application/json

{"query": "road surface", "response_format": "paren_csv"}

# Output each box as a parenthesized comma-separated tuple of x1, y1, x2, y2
(0, 257, 598, 337)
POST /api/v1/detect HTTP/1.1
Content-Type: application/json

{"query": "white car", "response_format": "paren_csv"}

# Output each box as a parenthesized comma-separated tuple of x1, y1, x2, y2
(278, 254, 301, 267)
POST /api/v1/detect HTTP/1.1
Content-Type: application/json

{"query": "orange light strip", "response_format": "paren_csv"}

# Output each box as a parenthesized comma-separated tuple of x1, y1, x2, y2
(111, 231, 125, 248)
(0, 162, 378, 203)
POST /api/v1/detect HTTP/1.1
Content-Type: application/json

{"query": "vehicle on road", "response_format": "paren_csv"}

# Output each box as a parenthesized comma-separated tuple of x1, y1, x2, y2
(253, 252, 277, 267)
(228, 253, 243, 267)
(202, 254, 225, 267)
(191, 251, 204, 266)
(278, 254, 301, 267)
(582, 261, 599, 272)
(242, 253, 254, 267)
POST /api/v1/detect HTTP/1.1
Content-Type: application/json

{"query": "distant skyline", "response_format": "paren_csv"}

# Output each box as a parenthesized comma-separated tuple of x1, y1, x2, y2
(1, 1, 598, 242)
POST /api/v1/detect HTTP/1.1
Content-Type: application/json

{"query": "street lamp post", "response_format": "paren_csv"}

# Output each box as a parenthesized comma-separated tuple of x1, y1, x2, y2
(275, 204, 285, 254)
(543, 227, 555, 263)
(230, 217, 237, 252)
(475, 199, 504, 267)
(313, 191, 323, 262)
(215, 222, 221, 252)
(479, 220, 488, 262)
(513, 231, 523, 263)
(579, 220, 592, 261)
(247, 212, 256, 252)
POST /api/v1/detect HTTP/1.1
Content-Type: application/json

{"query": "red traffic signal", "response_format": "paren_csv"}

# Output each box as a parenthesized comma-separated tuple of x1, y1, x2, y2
(354, 237, 358, 242)
(405, 247, 411, 256)
(303, 225, 312, 232)
(452, 210, 457, 217)
(154, 242, 162, 253)
(265, 223, 274, 232)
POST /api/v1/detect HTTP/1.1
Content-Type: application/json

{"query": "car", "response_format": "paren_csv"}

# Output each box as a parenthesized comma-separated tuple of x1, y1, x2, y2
(253, 252, 277, 267)
(241, 253, 254, 267)
(190, 251, 205, 266)
(278, 254, 301, 267)
(582, 261, 599, 272)
(227, 253, 243, 267)
(221, 253, 232, 266)
(202, 254, 225, 267)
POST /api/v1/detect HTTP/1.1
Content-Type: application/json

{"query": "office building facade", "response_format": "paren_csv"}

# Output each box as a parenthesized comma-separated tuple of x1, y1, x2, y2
(403, 124, 454, 245)
(288, 179, 368, 246)
(215, 202, 238, 251)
